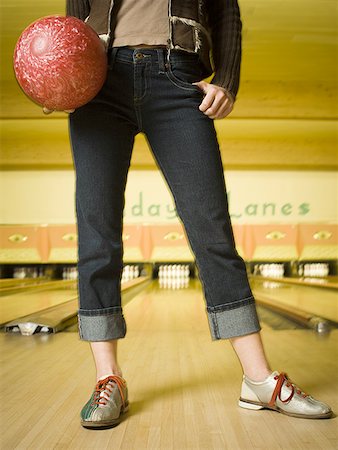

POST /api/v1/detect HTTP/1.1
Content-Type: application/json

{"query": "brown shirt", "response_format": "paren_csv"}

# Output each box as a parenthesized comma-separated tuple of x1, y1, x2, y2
(111, 0, 169, 47)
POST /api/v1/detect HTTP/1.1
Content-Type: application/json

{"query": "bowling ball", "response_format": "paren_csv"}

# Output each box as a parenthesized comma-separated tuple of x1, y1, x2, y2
(13, 15, 108, 111)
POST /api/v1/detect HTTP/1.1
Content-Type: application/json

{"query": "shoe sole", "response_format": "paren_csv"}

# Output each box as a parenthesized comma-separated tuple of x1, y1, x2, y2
(239, 397, 332, 419)
(81, 401, 130, 429)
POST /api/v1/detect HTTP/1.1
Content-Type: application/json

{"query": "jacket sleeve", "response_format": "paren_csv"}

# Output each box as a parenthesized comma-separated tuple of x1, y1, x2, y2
(207, 0, 242, 103)
(66, 0, 91, 20)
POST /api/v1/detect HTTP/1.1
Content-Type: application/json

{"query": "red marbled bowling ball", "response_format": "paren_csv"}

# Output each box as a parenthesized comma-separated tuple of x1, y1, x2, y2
(13, 15, 108, 111)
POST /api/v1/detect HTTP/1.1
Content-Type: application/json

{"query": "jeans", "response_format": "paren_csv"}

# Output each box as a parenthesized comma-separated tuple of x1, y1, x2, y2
(68, 46, 261, 342)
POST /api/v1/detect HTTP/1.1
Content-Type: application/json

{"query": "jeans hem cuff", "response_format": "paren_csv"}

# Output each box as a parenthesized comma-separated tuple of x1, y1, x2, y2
(78, 306, 123, 317)
(206, 300, 261, 340)
(206, 296, 255, 313)
(78, 311, 127, 341)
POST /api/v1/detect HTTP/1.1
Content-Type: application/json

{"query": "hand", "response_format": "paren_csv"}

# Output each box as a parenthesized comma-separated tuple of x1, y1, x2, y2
(192, 81, 234, 119)
(42, 107, 75, 114)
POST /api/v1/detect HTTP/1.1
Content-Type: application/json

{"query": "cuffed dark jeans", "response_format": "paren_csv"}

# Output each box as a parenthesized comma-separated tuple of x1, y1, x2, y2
(68, 46, 261, 342)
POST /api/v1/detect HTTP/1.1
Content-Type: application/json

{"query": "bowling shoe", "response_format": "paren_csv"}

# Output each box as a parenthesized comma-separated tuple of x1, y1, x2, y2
(80, 375, 129, 428)
(239, 371, 332, 419)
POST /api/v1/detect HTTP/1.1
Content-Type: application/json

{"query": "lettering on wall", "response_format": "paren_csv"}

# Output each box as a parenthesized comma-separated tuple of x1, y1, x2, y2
(0, 170, 336, 224)
(123, 191, 311, 221)
(130, 193, 177, 219)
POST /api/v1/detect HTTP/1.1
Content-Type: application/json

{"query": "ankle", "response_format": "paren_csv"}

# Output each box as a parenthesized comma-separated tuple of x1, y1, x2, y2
(244, 368, 272, 382)
(96, 367, 123, 381)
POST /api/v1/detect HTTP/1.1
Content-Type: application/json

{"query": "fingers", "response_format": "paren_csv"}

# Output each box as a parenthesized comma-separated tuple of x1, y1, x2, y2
(200, 91, 232, 119)
(42, 107, 75, 114)
(209, 99, 233, 120)
(42, 106, 54, 115)
(194, 82, 234, 120)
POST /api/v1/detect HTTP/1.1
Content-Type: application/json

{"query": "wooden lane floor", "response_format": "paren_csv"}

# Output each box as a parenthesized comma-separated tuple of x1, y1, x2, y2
(0, 278, 70, 296)
(250, 275, 338, 291)
(0, 277, 151, 329)
(251, 278, 338, 323)
(0, 280, 78, 325)
(0, 277, 50, 289)
(1, 278, 337, 449)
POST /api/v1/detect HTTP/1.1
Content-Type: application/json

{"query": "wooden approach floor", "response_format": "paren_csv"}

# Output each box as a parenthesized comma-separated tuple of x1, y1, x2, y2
(1, 280, 337, 449)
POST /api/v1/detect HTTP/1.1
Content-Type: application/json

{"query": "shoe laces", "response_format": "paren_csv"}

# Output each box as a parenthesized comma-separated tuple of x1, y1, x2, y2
(91, 375, 127, 408)
(268, 372, 308, 407)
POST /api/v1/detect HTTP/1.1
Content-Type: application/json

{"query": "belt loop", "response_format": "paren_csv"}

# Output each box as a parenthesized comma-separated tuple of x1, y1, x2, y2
(166, 46, 171, 65)
(157, 48, 166, 73)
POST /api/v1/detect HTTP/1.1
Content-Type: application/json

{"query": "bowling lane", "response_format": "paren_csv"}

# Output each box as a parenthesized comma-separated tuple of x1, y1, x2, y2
(0, 280, 78, 325)
(2, 278, 337, 449)
(250, 274, 338, 290)
(0, 278, 75, 296)
(0, 276, 151, 330)
(0, 278, 48, 289)
(250, 277, 338, 323)
(153, 278, 304, 330)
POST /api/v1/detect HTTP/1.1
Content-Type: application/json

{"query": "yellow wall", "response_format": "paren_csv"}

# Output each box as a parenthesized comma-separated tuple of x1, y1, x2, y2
(1, 1, 337, 171)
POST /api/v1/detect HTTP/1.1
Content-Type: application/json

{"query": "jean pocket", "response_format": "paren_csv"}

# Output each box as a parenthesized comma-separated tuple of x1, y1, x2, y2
(166, 59, 204, 92)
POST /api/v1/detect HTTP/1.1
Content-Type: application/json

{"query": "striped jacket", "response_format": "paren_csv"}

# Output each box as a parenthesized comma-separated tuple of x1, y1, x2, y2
(66, 0, 242, 102)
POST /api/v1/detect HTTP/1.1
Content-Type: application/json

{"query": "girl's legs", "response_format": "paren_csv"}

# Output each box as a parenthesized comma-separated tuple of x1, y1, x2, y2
(69, 50, 138, 427)
(143, 49, 261, 341)
(134, 48, 331, 417)
(68, 48, 138, 344)
(70, 47, 331, 423)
